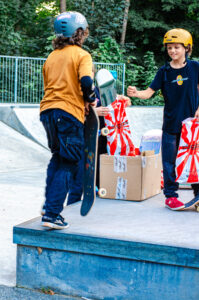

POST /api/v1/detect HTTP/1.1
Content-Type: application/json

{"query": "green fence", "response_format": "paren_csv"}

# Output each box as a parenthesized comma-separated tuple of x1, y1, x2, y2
(0, 55, 125, 104)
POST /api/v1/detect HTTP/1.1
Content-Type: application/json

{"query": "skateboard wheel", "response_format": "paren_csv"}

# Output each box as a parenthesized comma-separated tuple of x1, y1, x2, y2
(98, 188, 107, 198)
(101, 127, 109, 136)
(196, 206, 199, 212)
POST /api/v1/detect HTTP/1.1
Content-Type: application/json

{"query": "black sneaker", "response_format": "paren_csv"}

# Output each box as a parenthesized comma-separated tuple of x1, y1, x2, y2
(41, 215, 69, 230)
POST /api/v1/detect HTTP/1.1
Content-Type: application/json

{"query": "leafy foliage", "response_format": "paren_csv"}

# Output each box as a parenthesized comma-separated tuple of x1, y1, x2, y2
(2, 0, 199, 105)
(91, 37, 164, 105)
(70, 0, 125, 48)
(0, 0, 56, 57)
(91, 37, 125, 63)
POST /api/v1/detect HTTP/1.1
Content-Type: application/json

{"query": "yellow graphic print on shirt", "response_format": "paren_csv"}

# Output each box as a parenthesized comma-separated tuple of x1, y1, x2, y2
(171, 75, 188, 86)
(176, 75, 183, 85)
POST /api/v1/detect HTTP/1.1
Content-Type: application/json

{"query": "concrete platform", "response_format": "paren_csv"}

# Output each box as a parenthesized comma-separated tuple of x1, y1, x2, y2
(13, 191, 199, 300)
(1, 104, 199, 299)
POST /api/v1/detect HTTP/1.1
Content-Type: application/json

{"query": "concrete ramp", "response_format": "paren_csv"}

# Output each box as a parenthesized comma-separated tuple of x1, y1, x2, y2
(0, 104, 164, 149)
(0, 121, 49, 173)
(126, 106, 163, 147)
(0, 104, 47, 148)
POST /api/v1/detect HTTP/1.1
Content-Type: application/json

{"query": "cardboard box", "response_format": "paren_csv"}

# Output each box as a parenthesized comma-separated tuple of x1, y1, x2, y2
(99, 154, 162, 201)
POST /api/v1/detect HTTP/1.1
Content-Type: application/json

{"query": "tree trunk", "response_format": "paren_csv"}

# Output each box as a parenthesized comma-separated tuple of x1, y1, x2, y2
(60, 0, 66, 13)
(120, 0, 130, 45)
(92, 1, 94, 12)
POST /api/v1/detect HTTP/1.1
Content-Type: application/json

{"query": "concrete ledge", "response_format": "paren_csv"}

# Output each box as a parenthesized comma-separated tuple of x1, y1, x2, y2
(13, 218, 199, 269)
(15, 244, 199, 300)
(13, 195, 199, 299)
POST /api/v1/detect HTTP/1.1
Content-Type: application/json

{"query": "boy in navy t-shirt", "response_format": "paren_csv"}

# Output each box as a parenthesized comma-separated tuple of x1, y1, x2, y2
(127, 28, 199, 210)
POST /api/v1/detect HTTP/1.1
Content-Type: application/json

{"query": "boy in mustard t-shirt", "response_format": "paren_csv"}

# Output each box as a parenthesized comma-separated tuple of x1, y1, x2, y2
(40, 11, 96, 229)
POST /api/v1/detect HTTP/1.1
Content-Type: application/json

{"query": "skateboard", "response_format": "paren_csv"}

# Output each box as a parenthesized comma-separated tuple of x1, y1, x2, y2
(95, 68, 117, 106)
(80, 105, 99, 216)
(177, 195, 199, 211)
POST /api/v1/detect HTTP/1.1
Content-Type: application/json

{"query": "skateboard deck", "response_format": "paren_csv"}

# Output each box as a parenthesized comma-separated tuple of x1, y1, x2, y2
(80, 106, 99, 216)
(178, 194, 199, 211)
(96, 69, 117, 106)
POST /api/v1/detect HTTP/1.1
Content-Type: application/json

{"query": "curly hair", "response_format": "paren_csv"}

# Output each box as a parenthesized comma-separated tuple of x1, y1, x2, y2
(52, 28, 89, 50)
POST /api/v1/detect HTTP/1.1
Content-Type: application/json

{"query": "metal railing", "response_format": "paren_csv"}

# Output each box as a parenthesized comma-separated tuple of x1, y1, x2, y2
(0, 55, 125, 104)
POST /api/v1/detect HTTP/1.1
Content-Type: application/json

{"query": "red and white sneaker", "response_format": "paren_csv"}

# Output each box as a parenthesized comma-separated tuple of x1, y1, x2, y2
(165, 197, 185, 210)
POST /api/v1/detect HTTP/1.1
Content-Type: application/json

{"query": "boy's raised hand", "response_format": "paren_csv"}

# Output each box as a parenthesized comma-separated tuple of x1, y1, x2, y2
(127, 86, 138, 98)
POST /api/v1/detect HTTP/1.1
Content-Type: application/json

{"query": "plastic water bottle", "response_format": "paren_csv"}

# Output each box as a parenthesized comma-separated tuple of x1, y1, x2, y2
(139, 129, 162, 154)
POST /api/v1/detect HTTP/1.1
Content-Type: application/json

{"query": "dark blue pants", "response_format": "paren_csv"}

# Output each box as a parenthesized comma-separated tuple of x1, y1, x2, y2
(67, 151, 84, 205)
(162, 131, 199, 198)
(40, 109, 84, 218)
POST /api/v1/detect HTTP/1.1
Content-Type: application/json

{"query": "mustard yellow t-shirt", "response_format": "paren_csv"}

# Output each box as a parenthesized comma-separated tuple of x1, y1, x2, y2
(40, 45, 93, 124)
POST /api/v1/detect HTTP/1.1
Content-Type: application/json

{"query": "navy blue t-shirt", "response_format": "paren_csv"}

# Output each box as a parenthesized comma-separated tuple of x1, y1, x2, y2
(150, 60, 199, 133)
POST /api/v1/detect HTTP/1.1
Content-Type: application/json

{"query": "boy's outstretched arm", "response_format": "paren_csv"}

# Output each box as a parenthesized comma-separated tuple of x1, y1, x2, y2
(127, 86, 155, 99)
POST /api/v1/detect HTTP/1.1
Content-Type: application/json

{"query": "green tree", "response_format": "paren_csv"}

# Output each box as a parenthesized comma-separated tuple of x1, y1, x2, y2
(60, 0, 66, 12)
(0, 0, 55, 56)
(69, 0, 125, 49)
(127, 0, 199, 63)
(120, 0, 130, 45)
(2, 0, 199, 106)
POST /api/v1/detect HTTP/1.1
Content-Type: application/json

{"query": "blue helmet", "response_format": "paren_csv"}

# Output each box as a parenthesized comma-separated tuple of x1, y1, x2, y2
(54, 11, 88, 38)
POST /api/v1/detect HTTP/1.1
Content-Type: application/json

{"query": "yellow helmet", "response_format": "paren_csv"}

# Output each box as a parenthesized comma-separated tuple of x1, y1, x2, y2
(163, 28, 193, 48)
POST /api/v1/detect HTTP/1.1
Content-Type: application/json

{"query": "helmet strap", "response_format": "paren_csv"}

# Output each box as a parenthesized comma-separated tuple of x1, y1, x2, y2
(183, 52, 188, 64)
(164, 48, 170, 70)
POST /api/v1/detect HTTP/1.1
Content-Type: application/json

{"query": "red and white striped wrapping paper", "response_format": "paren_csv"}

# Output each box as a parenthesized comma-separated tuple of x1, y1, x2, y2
(175, 117, 199, 184)
(104, 98, 136, 156)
